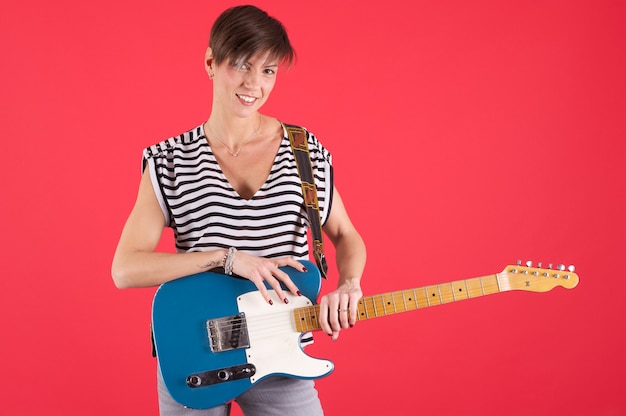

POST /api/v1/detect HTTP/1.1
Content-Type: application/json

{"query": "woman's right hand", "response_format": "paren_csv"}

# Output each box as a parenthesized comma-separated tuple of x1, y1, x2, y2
(230, 252, 305, 305)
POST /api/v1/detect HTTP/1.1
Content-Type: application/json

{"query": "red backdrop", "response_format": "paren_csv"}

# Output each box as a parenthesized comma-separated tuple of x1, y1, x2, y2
(2, 1, 624, 414)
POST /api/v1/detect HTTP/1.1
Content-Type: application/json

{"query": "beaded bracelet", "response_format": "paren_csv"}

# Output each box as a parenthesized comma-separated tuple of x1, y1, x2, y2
(224, 247, 237, 275)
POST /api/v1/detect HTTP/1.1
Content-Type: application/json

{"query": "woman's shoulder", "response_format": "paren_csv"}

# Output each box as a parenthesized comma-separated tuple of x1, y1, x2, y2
(143, 124, 205, 160)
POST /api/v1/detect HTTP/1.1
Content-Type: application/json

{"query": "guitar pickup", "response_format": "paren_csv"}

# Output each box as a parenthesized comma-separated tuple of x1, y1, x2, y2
(186, 364, 256, 388)
(207, 313, 250, 353)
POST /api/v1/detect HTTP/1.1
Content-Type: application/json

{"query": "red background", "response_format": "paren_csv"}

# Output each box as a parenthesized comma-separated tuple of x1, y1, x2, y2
(2, 0, 625, 414)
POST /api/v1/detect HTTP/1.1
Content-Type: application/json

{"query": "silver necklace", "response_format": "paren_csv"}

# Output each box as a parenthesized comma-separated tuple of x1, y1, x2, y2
(207, 116, 262, 157)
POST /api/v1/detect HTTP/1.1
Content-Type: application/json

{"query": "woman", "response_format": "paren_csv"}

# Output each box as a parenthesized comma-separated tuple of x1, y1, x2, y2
(112, 5, 366, 416)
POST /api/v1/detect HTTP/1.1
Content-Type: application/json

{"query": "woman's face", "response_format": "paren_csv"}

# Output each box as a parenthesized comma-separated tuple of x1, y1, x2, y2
(211, 51, 280, 118)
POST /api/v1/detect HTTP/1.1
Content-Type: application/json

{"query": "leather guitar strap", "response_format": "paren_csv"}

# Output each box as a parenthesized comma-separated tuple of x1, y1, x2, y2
(285, 124, 329, 279)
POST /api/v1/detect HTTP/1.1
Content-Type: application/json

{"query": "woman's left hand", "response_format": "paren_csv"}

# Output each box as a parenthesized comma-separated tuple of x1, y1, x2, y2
(318, 282, 363, 341)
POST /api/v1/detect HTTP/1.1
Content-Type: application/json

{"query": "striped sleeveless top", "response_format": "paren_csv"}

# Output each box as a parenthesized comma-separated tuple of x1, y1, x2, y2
(142, 123, 333, 258)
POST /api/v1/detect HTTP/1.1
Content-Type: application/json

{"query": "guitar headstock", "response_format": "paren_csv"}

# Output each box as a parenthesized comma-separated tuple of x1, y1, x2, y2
(499, 260, 579, 292)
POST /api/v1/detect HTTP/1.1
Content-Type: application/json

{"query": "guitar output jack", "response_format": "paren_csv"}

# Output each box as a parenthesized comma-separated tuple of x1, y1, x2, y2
(187, 375, 202, 387)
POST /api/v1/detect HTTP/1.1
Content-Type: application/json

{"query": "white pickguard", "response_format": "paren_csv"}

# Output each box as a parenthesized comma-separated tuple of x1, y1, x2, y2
(237, 290, 334, 383)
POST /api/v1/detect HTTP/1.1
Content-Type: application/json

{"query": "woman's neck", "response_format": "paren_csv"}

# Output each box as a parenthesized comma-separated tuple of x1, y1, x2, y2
(206, 113, 262, 146)
(205, 113, 263, 157)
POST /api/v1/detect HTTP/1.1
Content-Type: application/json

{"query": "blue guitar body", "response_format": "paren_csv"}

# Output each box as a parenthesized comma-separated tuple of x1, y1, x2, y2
(151, 260, 333, 409)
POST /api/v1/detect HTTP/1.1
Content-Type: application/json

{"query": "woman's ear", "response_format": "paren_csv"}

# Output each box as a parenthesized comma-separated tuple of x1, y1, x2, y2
(204, 47, 215, 79)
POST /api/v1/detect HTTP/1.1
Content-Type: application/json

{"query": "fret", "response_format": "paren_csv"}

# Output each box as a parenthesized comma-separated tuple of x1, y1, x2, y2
(381, 293, 388, 315)
(366, 297, 373, 318)
(308, 306, 320, 330)
(301, 308, 309, 332)
(404, 291, 413, 311)
(382, 294, 391, 315)
(299, 307, 307, 332)
(372, 295, 380, 317)
(295, 306, 313, 332)
(480, 275, 500, 295)
(382, 293, 397, 314)
(363, 296, 377, 318)
(438, 283, 454, 304)
(390, 291, 403, 313)
(424, 285, 442, 306)
(451, 280, 470, 301)
(460, 276, 502, 298)
(359, 298, 367, 320)
(465, 277, 485, 298)
(378, 294, 389, 316)
(415, 287, 429, 308)
(412, 288, 419, 310)
(294, 308, 303, 332)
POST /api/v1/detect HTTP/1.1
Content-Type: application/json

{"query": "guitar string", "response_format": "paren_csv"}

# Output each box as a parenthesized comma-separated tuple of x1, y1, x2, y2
(209, 305, 327, 341)
(220, 275, 506, 335)
(230, 284, 492, 332)
(203, 272, 570, 336)
(211, 284, 494, 337)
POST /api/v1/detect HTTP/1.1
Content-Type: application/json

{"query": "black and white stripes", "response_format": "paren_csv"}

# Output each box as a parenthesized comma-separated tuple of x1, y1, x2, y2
(142, 123, 333, 259)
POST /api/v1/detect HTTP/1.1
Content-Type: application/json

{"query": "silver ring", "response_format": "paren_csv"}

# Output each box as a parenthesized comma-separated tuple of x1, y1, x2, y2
(338, 309, 348, 312)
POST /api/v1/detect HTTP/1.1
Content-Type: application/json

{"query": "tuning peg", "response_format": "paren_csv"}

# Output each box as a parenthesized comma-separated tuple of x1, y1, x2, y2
(568, 265, 576, 272)
(517, 259, 522, 266)
(548, 263, 553, 270)
(558, 264, 565, 271)
(526, 260, 533, 267)
(538, 262, 543, 268)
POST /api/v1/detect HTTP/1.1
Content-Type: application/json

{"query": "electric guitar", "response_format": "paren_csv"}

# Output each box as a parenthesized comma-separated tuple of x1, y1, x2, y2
(152, 260, 579, 409)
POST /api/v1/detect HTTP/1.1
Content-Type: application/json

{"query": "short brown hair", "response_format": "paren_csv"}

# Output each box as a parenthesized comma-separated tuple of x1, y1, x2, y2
(209, 5, 295, 67)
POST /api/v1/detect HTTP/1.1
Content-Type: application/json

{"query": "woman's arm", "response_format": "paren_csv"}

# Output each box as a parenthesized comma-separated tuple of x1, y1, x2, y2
(111, 167, 304, 304)
(318, 187, 367, 340)
(111, 167, 228, 289)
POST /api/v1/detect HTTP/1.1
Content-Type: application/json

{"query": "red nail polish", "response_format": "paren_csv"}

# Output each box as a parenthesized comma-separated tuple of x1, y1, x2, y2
(284, 298, 289, 304)
(303, 267, 308, 272)
(297, 291, 302, 296)
(269, 299, 274, 305)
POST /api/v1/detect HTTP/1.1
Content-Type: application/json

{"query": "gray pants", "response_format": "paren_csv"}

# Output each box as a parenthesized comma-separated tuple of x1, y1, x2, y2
(158, 370, 324, 416)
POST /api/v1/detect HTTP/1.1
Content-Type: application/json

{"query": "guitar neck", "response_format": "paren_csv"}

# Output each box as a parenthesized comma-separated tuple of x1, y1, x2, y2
(294, 274, 502, 332)
(293, 263, 579, 332)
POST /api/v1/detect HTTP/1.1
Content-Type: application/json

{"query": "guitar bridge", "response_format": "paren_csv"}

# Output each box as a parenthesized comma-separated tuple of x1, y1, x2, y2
(207, 313, 250, 353)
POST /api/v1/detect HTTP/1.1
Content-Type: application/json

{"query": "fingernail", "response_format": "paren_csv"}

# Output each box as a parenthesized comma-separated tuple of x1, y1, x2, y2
(269, 299, 274, 305)
(284, 298, 289, 304)
(303, 267, 308, 272)
(297, 291, 302, 296)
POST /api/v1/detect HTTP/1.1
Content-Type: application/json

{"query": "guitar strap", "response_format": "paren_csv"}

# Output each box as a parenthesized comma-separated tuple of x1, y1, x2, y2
(285, 124, 329, 279)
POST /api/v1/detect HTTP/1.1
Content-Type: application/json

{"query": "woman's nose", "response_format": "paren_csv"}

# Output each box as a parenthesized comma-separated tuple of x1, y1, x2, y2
(243, 70, 261, 88)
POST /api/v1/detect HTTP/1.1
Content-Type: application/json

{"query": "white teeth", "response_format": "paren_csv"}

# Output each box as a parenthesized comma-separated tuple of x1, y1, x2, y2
(238, 95, 255, 103)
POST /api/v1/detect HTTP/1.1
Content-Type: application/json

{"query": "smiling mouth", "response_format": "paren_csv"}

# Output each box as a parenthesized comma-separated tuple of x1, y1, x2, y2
(237, 94, 256, 103)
